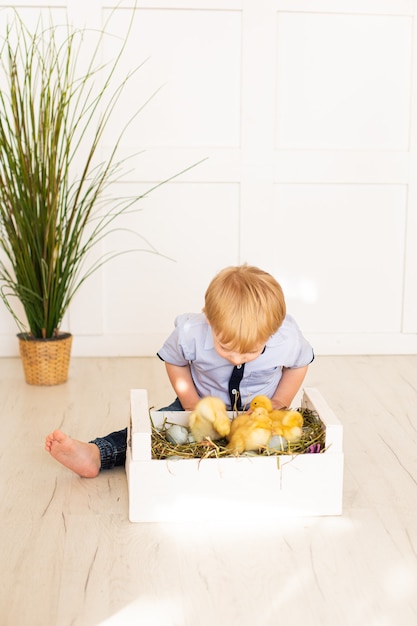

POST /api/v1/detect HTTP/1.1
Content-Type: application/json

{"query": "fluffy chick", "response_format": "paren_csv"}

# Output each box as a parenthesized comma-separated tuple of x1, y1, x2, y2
(270, 409, 304, 443)
(249, 395, 273, 412)
(226, 407, 272, 454)
(188, 396, 231, 442)
(250, 394, 303, 443)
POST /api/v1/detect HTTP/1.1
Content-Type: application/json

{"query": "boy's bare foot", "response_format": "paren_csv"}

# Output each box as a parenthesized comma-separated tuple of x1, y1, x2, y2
(44, 429, 101, 478)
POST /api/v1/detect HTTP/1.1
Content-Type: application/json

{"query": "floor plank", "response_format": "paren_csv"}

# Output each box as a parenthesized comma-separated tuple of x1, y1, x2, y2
(1, 356, 417, 626)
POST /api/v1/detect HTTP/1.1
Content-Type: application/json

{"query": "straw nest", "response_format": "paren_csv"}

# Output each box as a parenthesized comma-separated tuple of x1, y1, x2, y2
(151, 407, 326, 460)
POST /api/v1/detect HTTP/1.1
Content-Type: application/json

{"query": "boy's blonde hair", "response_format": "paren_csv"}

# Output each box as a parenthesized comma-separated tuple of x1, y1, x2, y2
(203, 265, 286, 353)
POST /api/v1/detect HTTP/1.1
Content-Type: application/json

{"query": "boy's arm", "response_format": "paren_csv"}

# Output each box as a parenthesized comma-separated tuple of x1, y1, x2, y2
(164, 362, 201, 411)
(270, 365, 308, 409)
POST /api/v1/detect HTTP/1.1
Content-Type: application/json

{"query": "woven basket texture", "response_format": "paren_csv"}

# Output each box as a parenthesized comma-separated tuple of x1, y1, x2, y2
(18, 333, 73, 385)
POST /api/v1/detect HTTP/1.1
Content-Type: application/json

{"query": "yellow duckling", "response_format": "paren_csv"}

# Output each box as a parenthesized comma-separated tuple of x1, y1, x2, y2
(226, 407, 273, 454)
(271, 409, 303, 443)
(249, 395, 273, 412)
(188, 396, 231, 442)
(250, 395, 304, 443)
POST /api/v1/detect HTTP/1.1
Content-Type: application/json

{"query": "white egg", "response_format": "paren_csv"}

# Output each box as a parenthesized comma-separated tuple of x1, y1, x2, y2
(165, 424, 189, 445)
(268, 435, 288, 451)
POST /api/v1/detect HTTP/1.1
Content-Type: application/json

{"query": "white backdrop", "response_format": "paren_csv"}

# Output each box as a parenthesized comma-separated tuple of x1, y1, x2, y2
(0, 0, 416, 356)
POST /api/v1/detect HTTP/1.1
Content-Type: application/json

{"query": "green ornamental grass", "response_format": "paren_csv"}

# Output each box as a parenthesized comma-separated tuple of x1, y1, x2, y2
(0, 12, 199, 339)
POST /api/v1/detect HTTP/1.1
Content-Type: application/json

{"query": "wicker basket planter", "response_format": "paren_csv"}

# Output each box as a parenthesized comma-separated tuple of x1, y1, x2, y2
(17, 332, 73, 386)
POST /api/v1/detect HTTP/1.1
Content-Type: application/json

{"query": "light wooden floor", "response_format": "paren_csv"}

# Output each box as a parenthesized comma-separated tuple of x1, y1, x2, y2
(1, 355, 417, 626)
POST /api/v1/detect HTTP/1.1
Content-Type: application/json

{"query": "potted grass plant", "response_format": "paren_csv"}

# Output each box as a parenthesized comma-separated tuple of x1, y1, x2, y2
(0, 12, 196, 385)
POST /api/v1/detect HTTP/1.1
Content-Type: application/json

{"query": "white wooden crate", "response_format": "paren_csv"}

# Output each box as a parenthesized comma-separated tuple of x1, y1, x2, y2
(126, 387, 344, 522)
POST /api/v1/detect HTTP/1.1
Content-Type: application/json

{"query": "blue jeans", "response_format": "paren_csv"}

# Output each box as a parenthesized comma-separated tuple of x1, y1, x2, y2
(90, 398, 184, 471)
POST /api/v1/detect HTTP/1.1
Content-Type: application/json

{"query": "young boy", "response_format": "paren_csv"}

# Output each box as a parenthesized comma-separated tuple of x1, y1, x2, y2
(45, 264, 314, 477)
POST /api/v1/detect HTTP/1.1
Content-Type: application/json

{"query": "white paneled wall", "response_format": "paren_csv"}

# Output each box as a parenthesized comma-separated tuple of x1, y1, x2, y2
(0, 0, 416, 356)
